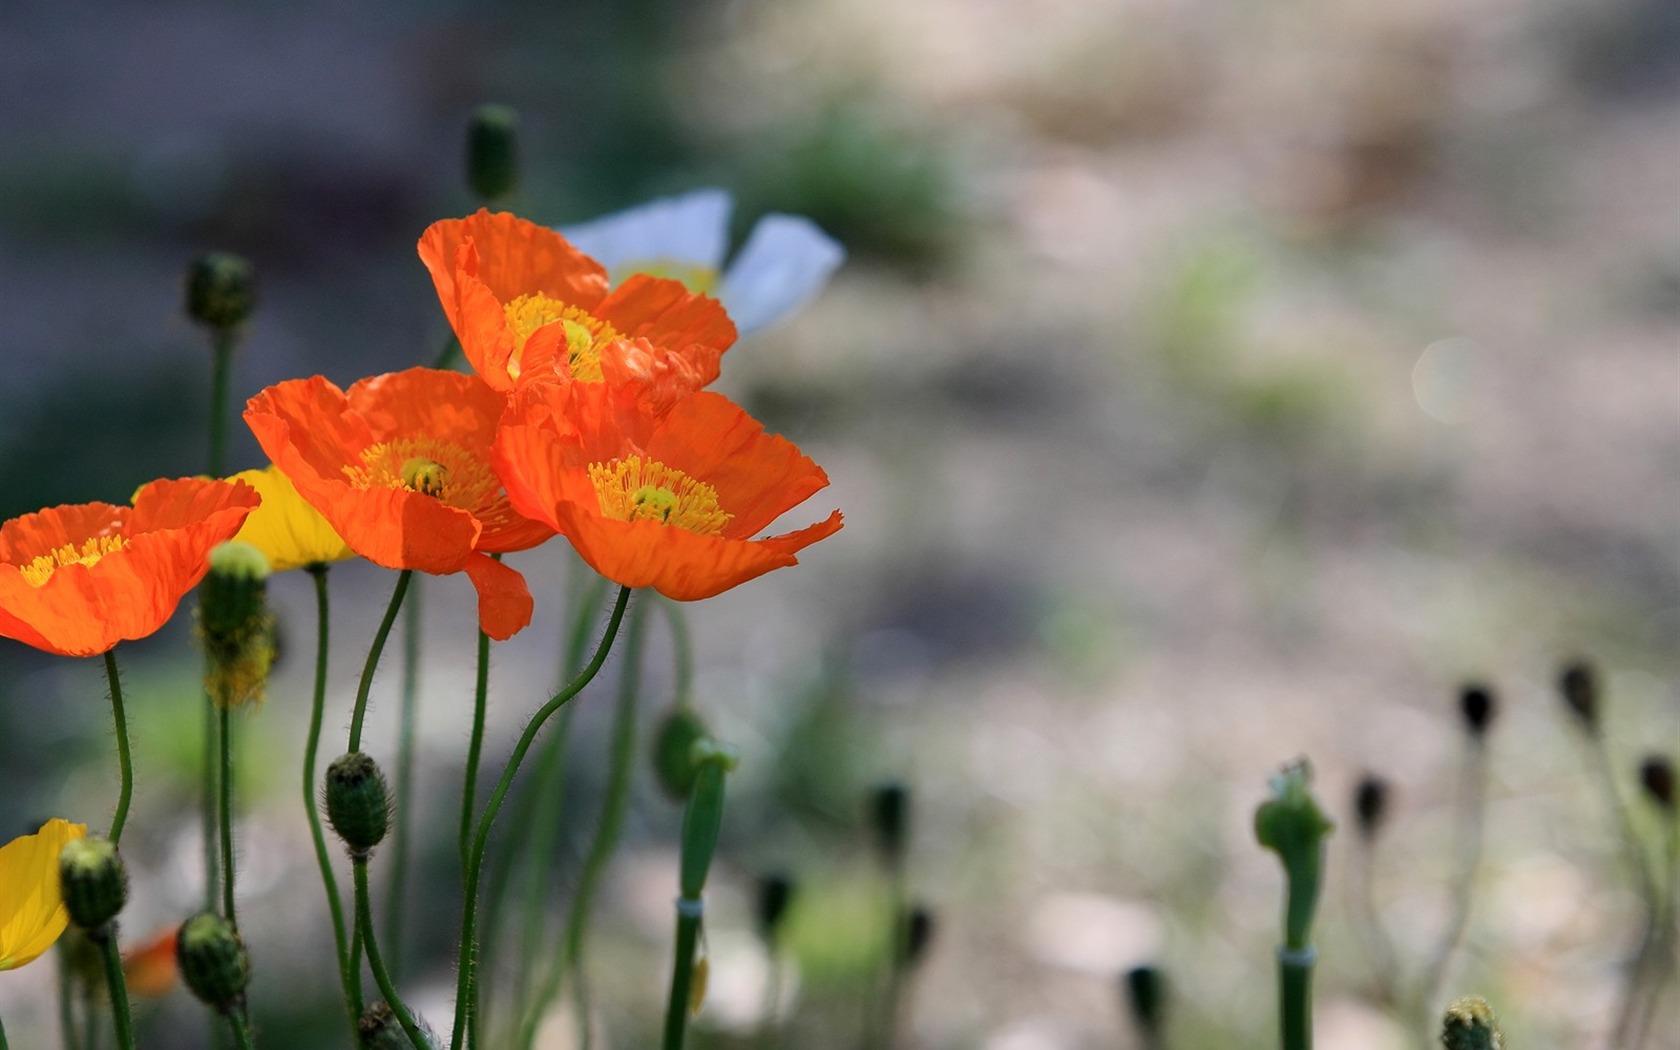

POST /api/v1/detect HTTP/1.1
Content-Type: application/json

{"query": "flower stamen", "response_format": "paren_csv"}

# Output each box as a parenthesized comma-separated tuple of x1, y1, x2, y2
(19, 535, 128, 587)
(346, 439, 495, 511)
(501, 293, 621, 383)
(589, 457, 731, 536)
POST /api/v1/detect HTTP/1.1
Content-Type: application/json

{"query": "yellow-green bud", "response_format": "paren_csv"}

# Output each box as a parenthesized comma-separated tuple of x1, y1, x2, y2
(185, 252, 255, 330)
(177, 912, 250, 1010)
(359, 1000, 442, 1049)
(200, 541, 276, 709)
(325, 752, 391, 857)
(465, 104, 520, 203)
(1441, 996, 1504, 1050)
(652, 707, 709, 800)
(58, 837, 128, 932)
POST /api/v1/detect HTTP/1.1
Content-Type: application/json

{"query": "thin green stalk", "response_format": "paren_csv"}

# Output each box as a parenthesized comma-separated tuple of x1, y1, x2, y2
(302, 566, 361, 1036)
(58, 946, 84, 1050)
(1625, 811, 1680, 1049)
(461, 624, 493, 874)
(350, 570, 414, 752)
(518, 599, 649, 1049)
(2, 1012, 9, 1050)
(662, 905, 703, 1050)
(225, 1007, 257, 1050)
(449, 586, 632, 1050)
(878, 865, 910, 1050)
(355, 860, 431, 1050)
(101, 652, 133, 845)
(1279, 947, 1315, 1050)
(207, 328, 234, 477)
(385, 578, 425, 974)
(1414, 738, 1489, 1021)
(96, 935, 135, 1050)
(220, 705, 238, 926)
(202, 700, 221, 913)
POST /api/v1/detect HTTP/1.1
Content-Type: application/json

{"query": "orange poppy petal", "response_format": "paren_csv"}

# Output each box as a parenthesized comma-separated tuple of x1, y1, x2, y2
(460, 552, 534, 641)
(593, 273, 736, 359)
(419, 210, 608, 312)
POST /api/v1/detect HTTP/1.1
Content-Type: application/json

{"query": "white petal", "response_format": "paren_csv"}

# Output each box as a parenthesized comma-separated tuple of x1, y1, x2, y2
(559, 188, 733, 274)
(719, 214, 845, 334)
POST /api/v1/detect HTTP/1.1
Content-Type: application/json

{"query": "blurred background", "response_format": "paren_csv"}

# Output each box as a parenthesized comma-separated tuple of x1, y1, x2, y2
(0, 0, 1676, 1046)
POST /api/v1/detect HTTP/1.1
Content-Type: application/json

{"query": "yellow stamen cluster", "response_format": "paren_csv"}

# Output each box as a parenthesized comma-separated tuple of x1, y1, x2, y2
(615, 258, 719, 296)
(502, 293, 622, 383)
(345, 438, 494, 511)
(589, 457, 731, 536)
(19, 535, 128, 587)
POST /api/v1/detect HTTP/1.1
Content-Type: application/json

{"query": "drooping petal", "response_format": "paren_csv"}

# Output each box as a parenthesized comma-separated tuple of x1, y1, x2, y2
(719, 213, 845, 334)
(460, 551, 534, 641)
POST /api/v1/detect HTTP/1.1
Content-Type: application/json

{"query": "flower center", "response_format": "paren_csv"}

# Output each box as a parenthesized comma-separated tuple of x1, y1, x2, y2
(588, 457, 732, 536)
(19, 535, 128, 587)
(345, 439, 495, 511)
(502, 293, 622, 383)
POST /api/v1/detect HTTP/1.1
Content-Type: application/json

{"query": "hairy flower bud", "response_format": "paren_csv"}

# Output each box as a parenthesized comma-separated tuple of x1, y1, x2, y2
(58, 836, 128, 932)
(1441, 996, 1504, 1050)
(185, 252, 255, 330)
(360, 1000, 442, 1049)
(325, 752, 390, 857)
(177, 912, 250, 1011)
(199, 541, 276, 709)
(465, 104, 520, 203)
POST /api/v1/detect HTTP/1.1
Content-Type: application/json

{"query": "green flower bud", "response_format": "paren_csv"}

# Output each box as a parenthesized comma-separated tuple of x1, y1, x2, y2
(325, 752, 390, 857)
(679, 739, 738, 900)
(58, 836, 128, 932)
(1123, 964, 1167, 1041)
(652, 707, 709, 800)
(1458, 684, 1496, 738)
(869, 781, 910, 863)
(1640, 754, 1675, 811)
(1254, 759, 1334, 951)
(177, 912, 250, 1011)
(359, 1000, 443, 1049)
(199, 541, 276, 709)
(1558, 658, 1599, 732)
(898, 903, 935, 967)
(185, 252, 255, 330)
(1440, 996, 1504, 1050)
(465, 104, 520, 203)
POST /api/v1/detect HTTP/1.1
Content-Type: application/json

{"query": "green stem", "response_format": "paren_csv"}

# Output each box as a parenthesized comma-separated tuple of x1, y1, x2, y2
(207, 328, 234, 478)
(461, 624, 492, 874)
(58, 945, 84, 1050)
(1, 1012, 8, 1050)
(96, 934, 135, 1050)
(349, 570, 414, 753)
(386, 577, 424, 977)
(220, 705, 238, 926)
(225, 1007, 257, 1050)
(202, 698, 221, 914)
(449, 586, 632, 1050)
(1415, 739, 1489, 1020)
(1279, 947, 1314, 1050)
(661, 905, 703, 1050)
(302, 567, 360, 1036)
(355, 860, 431, 1050)
(101, 651, 133, 846)
(519, 599, 648, 1048)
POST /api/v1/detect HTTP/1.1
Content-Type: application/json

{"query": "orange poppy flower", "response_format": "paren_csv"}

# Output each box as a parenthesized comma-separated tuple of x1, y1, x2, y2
(122, 924, 180, 997)
(0, 478, 259, 657)
(493, 382, 841, 601)
(418, 209, 736, 407)
(243, 367, 553, 640)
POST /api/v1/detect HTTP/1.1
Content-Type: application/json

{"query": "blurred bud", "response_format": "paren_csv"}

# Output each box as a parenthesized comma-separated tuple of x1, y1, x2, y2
(177, 912, 250, 1011)
(1254, 759, 1333, 951)
(1457, 684, 1496, 738)
(678, 739, 738, 900)
(1640, 755, 1675, 812)
(1440, 996, 1504, 1050)
(1123, 964, 1167, 1042)
(756, 872, 796, 945)
(870, 781, 910, 864)
(1353, 774, 1389, 842)
(359, 1000, 442, 1049)
(185, 252, 255, 331)
(200, 541, 276, 709)
(465, 104, 520, 203)
(325, 752, 390, 857)
(898, 904, 935, 967)
(1558, 659, 1599, 733)
(59, 837, 128, 932)
(652, 706, 709, 801)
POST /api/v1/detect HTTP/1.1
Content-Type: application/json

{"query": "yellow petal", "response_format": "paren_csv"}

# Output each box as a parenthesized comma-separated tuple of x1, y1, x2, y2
(228, 466, 356, 573)
(0, 818, 87, 970)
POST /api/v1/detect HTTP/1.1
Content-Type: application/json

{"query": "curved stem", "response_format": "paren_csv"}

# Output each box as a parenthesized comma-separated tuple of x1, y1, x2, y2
(449, 586, 632, 1050)
(519, 599, 649, 1048)
(302, 566, 360, 1036)
(460, 625, 492, 874)
(349, 570, 414, 753)
(102, 651, 133, 845)
(220, 705, 239, 927)
(97, 933, 136, 1050)
(386, 578, 425, 975)
(355, 860, 430, 1050)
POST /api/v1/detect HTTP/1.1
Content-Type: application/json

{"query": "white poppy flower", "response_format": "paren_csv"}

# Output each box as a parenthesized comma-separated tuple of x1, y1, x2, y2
(561, 188, 844, 335)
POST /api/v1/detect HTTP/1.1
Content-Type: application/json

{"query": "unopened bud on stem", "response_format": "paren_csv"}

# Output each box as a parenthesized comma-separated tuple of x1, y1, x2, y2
(59, 837, 128, 933)
(185, 252, 255, 331)
(177, 912, 250, 1011)
(325, 752, 390, 858)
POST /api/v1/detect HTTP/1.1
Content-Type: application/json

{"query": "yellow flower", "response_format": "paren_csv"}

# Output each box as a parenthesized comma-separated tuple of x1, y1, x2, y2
(228, 466, 355, 572)
(0, 818, 87, 971)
